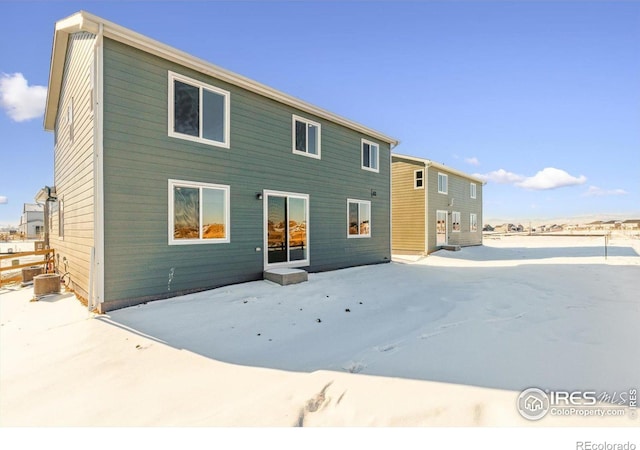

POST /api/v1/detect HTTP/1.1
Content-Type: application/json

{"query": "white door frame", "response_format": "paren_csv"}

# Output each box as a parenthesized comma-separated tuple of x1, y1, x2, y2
(436, 210, 448, 246)
(263, 190, 310, 270)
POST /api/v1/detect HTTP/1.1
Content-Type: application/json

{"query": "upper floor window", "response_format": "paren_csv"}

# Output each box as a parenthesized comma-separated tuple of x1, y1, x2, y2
(414, 170, 424, 189)
(438, 173, 448, 194)
(361, 139, 379, 172)
(168, 71, 230, 148)
(292, 115, 321, 159)
(470, 182, 477, 199)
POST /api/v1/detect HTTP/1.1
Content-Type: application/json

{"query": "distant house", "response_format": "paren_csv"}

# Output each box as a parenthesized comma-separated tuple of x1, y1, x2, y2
(622, 219, 640, 231)
(391, 154, 484, 254)
(483, 224, 494, 232)
(19, 203, 44, 239)
(43, 11, 398, 312)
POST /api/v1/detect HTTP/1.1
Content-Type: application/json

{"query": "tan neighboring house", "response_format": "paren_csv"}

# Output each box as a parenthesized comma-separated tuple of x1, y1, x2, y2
(392, 154, 484, 255)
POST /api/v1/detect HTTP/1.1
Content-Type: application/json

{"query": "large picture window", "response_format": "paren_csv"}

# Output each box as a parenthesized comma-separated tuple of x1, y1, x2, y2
(292, 115, 321, 159)
(347, 199, 371, 238)
(361, 139, 379, 172)
(169, 180, 230, 245)
(168, 72, 230, 148)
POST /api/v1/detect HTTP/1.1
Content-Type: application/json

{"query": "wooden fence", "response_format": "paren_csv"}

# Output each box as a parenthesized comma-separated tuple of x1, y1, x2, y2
(0, 249, 55, 285)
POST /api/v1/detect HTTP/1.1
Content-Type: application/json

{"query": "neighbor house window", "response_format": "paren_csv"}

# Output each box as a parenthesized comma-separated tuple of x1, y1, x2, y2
(169, 179, 230, 245)
(470, 182, 477, 199)
(438, 173, 448, 194)
(414, 170, 424, 189)
(361, 139, 379, 172)
(347, 199, 371, 238)
(292, 115, 321, 159)
(452, 211, 461, 232)
(168, 71, 230, 148)
(470, 213, 478, 232)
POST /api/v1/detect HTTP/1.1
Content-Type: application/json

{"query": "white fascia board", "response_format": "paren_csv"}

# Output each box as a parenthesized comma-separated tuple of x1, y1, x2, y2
(45, 11, 399, 146)
(392, 153, 486, 185)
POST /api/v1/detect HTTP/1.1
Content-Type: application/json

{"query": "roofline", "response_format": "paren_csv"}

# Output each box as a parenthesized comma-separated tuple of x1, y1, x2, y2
(392, 153, 487, 184)
(44, 11, 399, 146)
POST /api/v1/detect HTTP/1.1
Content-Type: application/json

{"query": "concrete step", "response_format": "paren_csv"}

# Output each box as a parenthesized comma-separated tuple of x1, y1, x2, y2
(441, 245, 462, 251)
(264, 268, 308, 286)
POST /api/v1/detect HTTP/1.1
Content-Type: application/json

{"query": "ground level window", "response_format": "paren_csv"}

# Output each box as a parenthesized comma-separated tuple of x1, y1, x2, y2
(348, 199, 371, 238)
(169, 179, 230, 245)
(470, 213, 478, 232)
(452, 211, 461, 232)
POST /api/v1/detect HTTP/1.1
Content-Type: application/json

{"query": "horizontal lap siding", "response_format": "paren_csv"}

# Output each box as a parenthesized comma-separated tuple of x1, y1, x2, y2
(102, 39, 390, 306)
(427, 167, 483, 253)
(391, 158, 426, 253)
(50, 32, 96, 299)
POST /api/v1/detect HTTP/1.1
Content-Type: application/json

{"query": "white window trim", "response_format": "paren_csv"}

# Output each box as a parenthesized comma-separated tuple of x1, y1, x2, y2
(470, 213, 478, 232)
(292, 114, 321, 159)
(168, 179, 231, 245)
(361, 138, 379, 173)
(414, 169, 424, 189)
(438, 172, 448, 194)
(470, 182, 477, 199)
(168, 71, 231, 149)
(263, 190, 310, 269)
(452, 211, 461, 233)
(347, 198, 371, 238)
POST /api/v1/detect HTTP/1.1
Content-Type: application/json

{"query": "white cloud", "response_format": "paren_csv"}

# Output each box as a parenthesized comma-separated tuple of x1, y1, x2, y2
(0, 73, 47, 122)
(473, 169, 525, 184)
(475, 167, 587, 190)
(516, 167, 587, 190)
(464, 157, 480, 166)
(0, 196, 7, 204)
(584, 186, 629, 197)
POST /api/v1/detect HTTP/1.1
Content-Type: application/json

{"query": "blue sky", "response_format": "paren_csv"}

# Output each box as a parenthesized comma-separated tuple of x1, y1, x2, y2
(1, 0, 639, 226)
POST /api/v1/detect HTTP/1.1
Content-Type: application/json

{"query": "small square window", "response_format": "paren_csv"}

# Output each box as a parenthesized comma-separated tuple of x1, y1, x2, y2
(361, 139, 379, 172)
(292, 115, 321, 159)
(415, 170, 424, 189)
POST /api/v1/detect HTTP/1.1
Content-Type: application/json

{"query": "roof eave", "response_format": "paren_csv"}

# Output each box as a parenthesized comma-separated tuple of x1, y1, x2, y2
(392, 153, 487, 185)
(44, 11, 398, 145)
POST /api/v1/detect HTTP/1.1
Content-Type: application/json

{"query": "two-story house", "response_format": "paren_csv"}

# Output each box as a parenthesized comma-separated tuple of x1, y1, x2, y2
(43, 11, 398, 312)
(391, 154, 484, 254)
(19, 203, 45, 239)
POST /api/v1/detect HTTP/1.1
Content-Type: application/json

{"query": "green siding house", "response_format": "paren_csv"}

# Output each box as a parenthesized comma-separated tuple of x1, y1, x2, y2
(44, 11, 398, 312)
(392, 154, 484, 255)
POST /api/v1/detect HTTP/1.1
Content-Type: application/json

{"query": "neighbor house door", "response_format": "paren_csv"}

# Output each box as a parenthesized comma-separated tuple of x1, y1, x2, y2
(436, 210, 447, 246)
(264, 190, 309, 269)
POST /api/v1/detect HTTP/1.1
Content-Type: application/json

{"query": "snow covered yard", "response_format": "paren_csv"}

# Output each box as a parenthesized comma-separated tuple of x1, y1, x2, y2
(1, 235, 638, 428)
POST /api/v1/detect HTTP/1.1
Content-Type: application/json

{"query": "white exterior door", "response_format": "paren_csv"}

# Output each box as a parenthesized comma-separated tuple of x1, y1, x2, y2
(436, 210, 447, 246)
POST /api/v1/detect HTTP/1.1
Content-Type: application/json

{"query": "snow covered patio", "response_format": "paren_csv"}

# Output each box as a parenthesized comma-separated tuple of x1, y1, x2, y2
(1, 235, 638, 428)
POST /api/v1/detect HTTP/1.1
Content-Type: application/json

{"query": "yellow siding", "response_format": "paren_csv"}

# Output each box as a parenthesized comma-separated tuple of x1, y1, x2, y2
(50, 31, 96, 300)
(391, 157, 426, 253)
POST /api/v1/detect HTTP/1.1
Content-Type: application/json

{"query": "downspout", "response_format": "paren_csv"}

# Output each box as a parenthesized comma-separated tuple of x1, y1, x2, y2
(388, 141, 399, 260)
(424, 161, 429, 254)
(90, 22, 105, 312)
